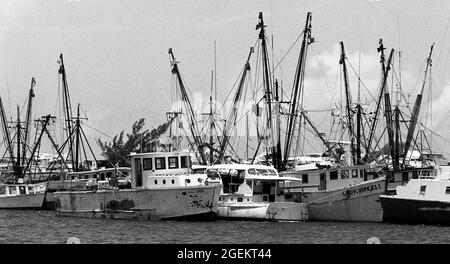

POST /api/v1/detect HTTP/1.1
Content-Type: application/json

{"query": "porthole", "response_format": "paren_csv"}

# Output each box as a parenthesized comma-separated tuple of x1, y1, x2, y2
(198, 178, 203, 183)
(171, 179, 175, 184)
(163, 179, 166, 185)
(154, 180, 158, 185)
(186, 179, 191, 184)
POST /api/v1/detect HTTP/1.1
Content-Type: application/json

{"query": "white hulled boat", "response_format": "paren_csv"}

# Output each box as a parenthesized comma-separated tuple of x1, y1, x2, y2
(54, 150, 222, 220)
(0, 181, 47, 209)
(206, 164, 308, 221)
(380, 165, 450, 225)
(280, 164, 386, 222)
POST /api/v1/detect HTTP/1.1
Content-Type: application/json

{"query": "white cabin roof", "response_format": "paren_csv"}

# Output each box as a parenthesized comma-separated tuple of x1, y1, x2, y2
(245, 175, 302, 182)
(207, 164, 276, 171)
(129, 151, 191, 158)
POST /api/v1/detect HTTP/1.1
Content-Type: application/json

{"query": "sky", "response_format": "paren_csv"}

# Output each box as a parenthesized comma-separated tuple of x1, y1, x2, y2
(1, 0, 450, 158)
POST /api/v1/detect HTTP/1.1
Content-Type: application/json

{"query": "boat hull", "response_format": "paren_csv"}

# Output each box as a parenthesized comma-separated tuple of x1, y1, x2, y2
(54, 185, 221, 221)
(0, 193, 46, 209)
(218, 202, 308, 221)
(380, 196, 450, 225)
(304, 178, 386, 222)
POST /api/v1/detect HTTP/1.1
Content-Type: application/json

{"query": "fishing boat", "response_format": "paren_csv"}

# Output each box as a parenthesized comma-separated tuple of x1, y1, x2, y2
(380, 165, 450, 225)
(54, 150, 222, 220)
(0, 181, 47, 209)
(279, 162, 385, 222)
(206, 164, 308, 221)
(43, 167, 131, 209)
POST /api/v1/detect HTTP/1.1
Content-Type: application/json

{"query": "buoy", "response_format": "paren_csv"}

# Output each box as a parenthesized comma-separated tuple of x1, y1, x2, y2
(66, 237, 81, 244)
(366, 237, 381, 244)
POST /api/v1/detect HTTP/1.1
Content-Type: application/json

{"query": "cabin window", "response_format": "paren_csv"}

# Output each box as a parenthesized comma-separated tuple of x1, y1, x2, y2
(341, 170, 349, 179)
(246, 180, 253, 188)
(330, 171, 338, 180)
(237, 197, 243, 202)
(19, 186, 26, 195)
(171, 179, 175, 184)
(100, 173, 105, 181)
(155, 157, 166, 170)
(180, 156, 189, 168)
(446, 187, 450, 194)
(163, 179, 166, 185)
(218, 169, 244, 193)
(248, 168, 257, 175)
(134, 158, 143, 187)
(9, 186, 17, 195)
(360, 170, 364, 178)
(0, 186, 5, 195)
(352, 170, 358, 178)
(267, 169, 277, 176)
(154, 180, 158, 185)
(420, 185, 426, 195)
(168, 157, 179, 169)
(402, 172, 409, 182)
(256, 169, 270, 175)
(143, 158, 152, 170)
(106, 172, 112, 179)
(302, 174, 308, 184)
(412, 171, 419, 179)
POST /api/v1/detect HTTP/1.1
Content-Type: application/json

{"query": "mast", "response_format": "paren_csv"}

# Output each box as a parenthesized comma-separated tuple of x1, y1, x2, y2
(402, 44, 434, 162)
(283, 12, 313, 168)
(75, 104, 81, 172)
(22, 77, 36, 167)
(356, 44, 362, 165)
(339, 41, 355, 164)
(58, 54, 75, 168)
(168, 48, 207, 165)
(0, 96, 14, 161)
(218, 47, 253, 162)
(209, 70, 214, 165)
(256, 12, 278, 169)
(23, 115, 52, 174)
(14, 106, 21, 177)
(383, 49, 396, 169)
(365, 39, 394, 160)
(356, 104, 362, 164)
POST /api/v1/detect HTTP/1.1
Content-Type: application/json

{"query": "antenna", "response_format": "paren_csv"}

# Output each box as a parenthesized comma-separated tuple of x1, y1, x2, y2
(214, 40, 217, 114)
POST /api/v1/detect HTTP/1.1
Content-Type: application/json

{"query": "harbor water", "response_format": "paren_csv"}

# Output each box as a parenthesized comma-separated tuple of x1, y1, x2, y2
(0, 210, 449, 244)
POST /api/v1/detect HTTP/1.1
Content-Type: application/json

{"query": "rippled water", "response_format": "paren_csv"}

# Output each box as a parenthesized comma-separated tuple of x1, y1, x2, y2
(0, 210, 449, 244)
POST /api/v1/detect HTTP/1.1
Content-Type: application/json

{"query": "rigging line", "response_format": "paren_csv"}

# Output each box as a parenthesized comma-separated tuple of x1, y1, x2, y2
(309, 47, 334, 97)
(441, 28, 450, 86)
(82, 122, 115, 139)
(216, 65, 247, 115)
(411, 59, 427, 96)
(436, 17, 450, 70)
(345, 58, 377, 102)
(6, 79, 12, 118)
(250, 32, 306, 100)
(391, 67, 411, 110)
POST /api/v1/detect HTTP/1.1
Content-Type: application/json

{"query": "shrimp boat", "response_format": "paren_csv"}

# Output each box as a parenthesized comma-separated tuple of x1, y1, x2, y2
(54, 150, 222, 220)
(206, 164, 308, 221)
(0, 181, 47, 209)
(43, 167, 131, 210)
(281, 164, 386, 222)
